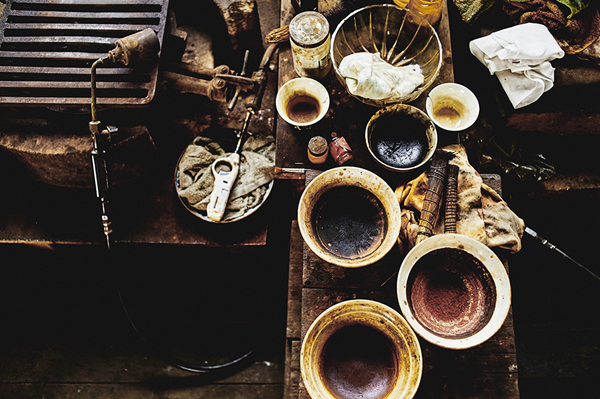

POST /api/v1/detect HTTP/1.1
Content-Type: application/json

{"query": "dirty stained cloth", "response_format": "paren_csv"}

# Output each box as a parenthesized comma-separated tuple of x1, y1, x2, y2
(338, 52, 425, 101)
(177, 134, 275, 221)
(395, 144, 525, 256)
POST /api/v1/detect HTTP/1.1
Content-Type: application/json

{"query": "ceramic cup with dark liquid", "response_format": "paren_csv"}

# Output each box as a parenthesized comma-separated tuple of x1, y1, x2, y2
(276, 77, 330, 129)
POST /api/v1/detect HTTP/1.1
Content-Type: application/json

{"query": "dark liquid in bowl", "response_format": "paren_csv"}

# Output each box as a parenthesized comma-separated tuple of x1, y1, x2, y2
(320, 325, 399, 399)
(286, 93, 320, 123)
(313, 186, 386, 259)
(370, 112, 429, 168)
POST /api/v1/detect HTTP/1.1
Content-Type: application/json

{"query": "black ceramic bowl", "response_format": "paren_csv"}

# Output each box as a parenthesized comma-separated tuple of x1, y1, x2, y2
(365, 104, 437, 172)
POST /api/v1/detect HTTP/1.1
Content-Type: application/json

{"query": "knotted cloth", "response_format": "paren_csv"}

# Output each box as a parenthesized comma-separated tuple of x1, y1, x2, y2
(177, 134, 275, 221)
(395, 144, 524, 256)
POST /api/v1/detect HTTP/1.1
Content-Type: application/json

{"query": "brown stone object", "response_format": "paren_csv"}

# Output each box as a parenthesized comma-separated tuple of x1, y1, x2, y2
(0, 126, 156, 188)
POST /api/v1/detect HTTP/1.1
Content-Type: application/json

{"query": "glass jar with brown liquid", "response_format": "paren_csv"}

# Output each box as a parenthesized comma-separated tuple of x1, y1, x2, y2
(406, 0, 442, 26)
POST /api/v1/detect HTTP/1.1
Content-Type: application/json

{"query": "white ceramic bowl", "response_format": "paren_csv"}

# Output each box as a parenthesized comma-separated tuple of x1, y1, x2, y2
(397, 234, 511, 350)
(276, 77, 330, 129)
(425, 83, 479, 131)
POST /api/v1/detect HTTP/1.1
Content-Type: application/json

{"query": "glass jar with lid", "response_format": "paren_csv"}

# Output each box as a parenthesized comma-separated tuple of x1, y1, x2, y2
(289, 11, 332, 80)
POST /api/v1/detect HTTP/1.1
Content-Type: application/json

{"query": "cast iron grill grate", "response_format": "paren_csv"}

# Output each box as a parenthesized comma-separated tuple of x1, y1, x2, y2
(0, 0, 168, 107)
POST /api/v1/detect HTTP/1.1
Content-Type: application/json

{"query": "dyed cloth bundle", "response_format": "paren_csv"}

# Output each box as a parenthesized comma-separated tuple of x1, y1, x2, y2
(395, 144, 525, 255)
(502, 0, 600, 55)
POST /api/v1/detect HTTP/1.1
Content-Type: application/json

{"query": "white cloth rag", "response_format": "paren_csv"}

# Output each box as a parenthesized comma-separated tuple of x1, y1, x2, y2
(469, 23, 565, 109)
(338, 52, 424, 101)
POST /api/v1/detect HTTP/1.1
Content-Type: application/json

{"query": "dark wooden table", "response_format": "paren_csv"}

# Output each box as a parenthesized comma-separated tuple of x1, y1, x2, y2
(275, 0, 457, 186)
(276, 1, 520, 397)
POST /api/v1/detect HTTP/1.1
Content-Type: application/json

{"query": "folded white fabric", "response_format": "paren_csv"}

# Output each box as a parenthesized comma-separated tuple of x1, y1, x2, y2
(338, 52, 424, 100)
(469, 23, 565, 109)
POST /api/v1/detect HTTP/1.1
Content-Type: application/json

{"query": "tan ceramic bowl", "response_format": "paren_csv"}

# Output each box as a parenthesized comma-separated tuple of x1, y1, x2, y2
(298, 167, 401, 268)
(397, 234, 511, 349)
(301, 299, 422, 399)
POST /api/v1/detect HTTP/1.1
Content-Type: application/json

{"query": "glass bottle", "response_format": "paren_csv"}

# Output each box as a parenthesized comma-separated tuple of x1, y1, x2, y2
(289, 11, 332, 80)
(407, 0, 443, 26)
(329, 132, 354, 165)
(392, 0, 410, 7)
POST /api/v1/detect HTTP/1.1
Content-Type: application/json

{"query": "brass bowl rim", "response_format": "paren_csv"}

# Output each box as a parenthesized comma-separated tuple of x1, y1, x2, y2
(301, 299, 423, 399)
(397, 233, 512, 349)
(365, 104, 438, 172)
(297, 166, 402, 268)
(330, 3, 443, 107)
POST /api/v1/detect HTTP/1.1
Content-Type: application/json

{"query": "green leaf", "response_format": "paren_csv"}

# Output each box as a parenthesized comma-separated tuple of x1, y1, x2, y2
(555, 0, 589, 18)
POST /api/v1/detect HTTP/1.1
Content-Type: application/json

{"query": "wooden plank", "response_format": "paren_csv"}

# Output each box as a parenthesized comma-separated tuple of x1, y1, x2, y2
(286, 220, 304, 339)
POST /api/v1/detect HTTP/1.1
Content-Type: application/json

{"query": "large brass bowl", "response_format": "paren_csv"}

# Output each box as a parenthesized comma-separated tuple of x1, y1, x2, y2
(301, 300, 422, 399)
(331, 4, 442, 107)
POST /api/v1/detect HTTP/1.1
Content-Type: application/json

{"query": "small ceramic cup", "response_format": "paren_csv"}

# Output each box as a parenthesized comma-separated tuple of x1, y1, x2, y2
(426, 83, 479, 131)
(276, 77, 330, 130)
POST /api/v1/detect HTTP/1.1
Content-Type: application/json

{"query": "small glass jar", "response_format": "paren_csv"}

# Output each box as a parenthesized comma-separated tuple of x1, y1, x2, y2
(307, 136, 328, 164)
(289, 11, 332, 80)
(407, 0, 443, 26)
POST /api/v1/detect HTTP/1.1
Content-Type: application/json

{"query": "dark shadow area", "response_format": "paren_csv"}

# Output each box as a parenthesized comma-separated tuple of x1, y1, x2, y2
(448, 3, 600, 398)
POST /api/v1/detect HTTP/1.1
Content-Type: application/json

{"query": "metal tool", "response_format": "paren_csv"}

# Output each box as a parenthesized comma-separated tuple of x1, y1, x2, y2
(89, 29, 160, 249)
(206, 124, 248, 221)
(205, 42, 279, 221)
(524, 226, 600, 283)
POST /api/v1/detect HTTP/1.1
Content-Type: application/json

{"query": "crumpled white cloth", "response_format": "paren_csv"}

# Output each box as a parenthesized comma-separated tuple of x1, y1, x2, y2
(469, 23, 565, 109)
(338, 52, 424, 100)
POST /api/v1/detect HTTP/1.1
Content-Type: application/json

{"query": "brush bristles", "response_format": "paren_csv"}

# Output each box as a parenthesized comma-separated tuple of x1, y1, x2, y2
(266, 26, 290, 44)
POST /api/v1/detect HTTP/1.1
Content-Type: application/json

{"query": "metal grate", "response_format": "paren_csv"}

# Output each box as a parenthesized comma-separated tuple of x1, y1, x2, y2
(0, 0, 169, 107)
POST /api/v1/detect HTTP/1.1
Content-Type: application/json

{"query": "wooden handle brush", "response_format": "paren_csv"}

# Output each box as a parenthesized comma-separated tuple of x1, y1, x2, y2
(444, 164, 459, 234)
(416, 151, 453, 244)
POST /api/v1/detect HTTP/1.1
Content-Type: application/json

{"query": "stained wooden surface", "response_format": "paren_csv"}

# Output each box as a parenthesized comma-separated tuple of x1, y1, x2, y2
(283, 171, 520, 399)
(275, 0, 457, 182)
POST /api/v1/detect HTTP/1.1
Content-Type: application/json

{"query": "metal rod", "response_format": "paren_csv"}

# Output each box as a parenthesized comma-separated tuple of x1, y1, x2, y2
(90, 56, 108, 122)
(524, 226, 600, 283)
